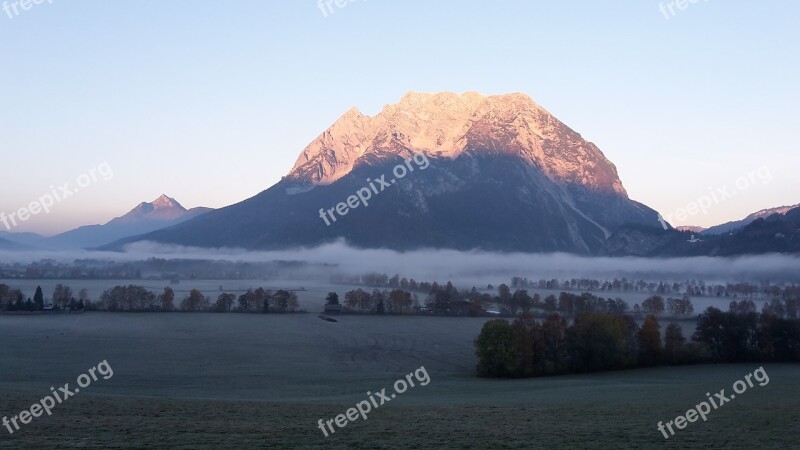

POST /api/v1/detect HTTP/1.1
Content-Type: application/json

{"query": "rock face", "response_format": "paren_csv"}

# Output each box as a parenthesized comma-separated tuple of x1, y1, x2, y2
(108, 92, 662, 254)
(289, 92, 627, 195)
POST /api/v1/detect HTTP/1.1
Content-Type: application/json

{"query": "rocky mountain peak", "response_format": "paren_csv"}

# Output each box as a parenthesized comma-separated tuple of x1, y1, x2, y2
(152, 194, 183, 210)
(112, 195, 190, 224)
(288, 91, 627, 196)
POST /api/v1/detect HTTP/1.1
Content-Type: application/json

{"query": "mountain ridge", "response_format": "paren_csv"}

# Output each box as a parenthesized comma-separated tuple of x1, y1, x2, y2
(288, 91, 627, 196)
(703, 203, 800, 235)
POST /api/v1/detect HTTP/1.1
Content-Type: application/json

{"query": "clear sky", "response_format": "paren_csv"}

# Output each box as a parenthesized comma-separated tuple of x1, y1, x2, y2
(1, 0, 798, 235)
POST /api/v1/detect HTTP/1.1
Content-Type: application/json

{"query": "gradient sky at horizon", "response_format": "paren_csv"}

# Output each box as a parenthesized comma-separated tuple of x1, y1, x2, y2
(1, 0, 798, 235)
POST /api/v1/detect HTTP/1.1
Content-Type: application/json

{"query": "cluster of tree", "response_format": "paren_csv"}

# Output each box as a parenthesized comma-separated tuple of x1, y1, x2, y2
(509, 276, 797, 299)
(0, 284, 27, 311)
(520, 292, 693, 319)
(760, 297, 800, 319)
(335, 283, 700, 319)
(93, 285, 302, 313)
(425, 283, 487, 316)
(341, 289, 418, 314)
(96, 285, 158, 311)
(475, 313, 650, 377)
(340, 283, 502, 316)
(625, 295, 695, 317)
(693, 307, 800, 362)
(544, 292, 630, 317)
(332, 272, 440, 294)
(474, 308, 800, 378)
(50, 284, 88, 310)
(1, 284, 87, 312)
(227, 288, 300, 313)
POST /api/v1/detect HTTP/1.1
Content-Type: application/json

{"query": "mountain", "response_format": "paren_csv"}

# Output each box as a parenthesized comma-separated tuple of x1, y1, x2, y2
(0, 231, 45, 247)
(603, 206, 800, 256)
(40, 195, 212, 250)
(106, 92, 660, 254)
(710, 206, 800, 255)
(703, 204, 800, 235)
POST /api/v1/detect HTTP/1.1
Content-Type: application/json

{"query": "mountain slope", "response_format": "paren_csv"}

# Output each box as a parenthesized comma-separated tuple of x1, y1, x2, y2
(107, 92, 661, 254)
(603, 206, 800, 256)
(703, 203, 800, 235)
(41, 195, 212, 250)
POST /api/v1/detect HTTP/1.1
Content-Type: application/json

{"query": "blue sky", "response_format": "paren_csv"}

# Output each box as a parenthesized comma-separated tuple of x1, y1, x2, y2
(1, 0, 798, 234)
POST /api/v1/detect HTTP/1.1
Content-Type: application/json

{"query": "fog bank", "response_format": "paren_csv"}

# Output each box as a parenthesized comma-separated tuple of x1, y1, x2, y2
(2, 240, 799, 285)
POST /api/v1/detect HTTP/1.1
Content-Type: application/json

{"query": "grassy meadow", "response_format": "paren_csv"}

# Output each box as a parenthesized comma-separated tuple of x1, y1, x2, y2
(0, 313, 797, 448)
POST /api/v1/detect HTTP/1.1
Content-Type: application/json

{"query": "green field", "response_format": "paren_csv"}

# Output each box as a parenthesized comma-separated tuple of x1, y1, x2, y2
(0, 313, 797, 448)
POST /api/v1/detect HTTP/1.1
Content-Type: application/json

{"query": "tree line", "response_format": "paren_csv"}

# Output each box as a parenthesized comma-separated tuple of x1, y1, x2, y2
(0, 284, 87, 312)
(337, 271, 800, 301)
(94, 286, 302, 313)
(0, 283, 303, 313)
(474, 308, 800, 378)
(510, 276, 798, 299)
(333, 283, 697, 320)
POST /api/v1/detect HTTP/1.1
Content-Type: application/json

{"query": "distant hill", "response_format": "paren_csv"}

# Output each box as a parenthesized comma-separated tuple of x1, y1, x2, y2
(39, 195, 212, 250)
(603, 206, 800, 256)
(704, 204, 799, 235)
(0, 231, 45, 247)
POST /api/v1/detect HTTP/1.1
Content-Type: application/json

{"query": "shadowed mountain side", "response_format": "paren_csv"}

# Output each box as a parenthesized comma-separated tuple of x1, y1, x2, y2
(105, 153, 659, 253)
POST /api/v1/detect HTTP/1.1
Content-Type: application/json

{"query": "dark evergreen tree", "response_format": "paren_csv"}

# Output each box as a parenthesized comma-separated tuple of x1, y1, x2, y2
(33, 286, 44, 310)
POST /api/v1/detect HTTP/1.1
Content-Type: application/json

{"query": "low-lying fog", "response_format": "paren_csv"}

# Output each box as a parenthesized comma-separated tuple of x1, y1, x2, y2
(1, 240, 799, 286)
